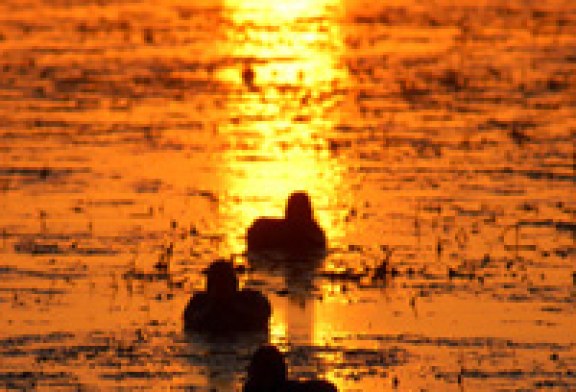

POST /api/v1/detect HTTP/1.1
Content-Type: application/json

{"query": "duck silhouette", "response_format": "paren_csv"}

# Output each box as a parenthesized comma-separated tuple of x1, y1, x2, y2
(183, 260, 271, 334)
(242, 63, 256, 89)
(243, 345, 338, 392)
(247, 192, 326, 254)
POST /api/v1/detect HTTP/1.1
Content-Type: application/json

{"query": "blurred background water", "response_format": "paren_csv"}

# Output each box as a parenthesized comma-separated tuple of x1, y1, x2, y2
(0, 0, 574, 390)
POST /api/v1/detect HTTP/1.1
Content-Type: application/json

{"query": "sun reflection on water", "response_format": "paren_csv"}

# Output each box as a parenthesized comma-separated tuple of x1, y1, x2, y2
(216, 1, 349, 386)
(217, 0, 349, 255)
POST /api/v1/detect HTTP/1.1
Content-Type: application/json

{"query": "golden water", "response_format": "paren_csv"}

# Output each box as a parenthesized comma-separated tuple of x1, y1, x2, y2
(0, 0, 574, 390)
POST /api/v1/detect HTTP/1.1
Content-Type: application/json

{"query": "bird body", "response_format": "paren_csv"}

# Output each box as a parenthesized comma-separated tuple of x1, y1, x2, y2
(247, 217, 326, 252)
(247, 192, 326, 254)
(183, 261, 271, 334)
(184, 289, 270, 333)
(243, 345, 337, 392)
(244, 379, 337, 392)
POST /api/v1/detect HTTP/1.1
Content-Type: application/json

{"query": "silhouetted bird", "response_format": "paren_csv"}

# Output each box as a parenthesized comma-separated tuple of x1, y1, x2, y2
(183, 260, 271, 334)
(243, 345, 338, 392)
(247, 192, 326, 253)
(243, 63, 256, 88)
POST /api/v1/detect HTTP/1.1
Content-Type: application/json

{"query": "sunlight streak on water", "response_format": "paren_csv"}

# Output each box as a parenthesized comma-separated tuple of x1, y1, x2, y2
(217, 0, 350, 255)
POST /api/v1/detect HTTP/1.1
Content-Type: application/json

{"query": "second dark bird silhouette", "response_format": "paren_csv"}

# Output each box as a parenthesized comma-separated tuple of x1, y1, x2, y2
(243, 63, 256, 89)
(183, 260, 271, 334)
(243, 345, 338, 392)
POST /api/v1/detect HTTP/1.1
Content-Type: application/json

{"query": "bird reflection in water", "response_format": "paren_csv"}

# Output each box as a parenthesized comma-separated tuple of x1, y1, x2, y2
(185, 332, 269, 392)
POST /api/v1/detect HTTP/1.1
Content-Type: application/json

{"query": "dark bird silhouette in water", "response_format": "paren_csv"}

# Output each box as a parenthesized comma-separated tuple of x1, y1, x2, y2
(243, 63, 256, 89)
(243, 345, 338, 392)
(183, 260, 271, 334)
(247, 192, 327, 254)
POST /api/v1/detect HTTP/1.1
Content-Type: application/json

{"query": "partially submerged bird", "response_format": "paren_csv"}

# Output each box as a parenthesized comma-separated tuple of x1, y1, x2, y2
(247, 192, 326, 254)
(243, 345, 338, 392)
(183, 260, 271, 334)
(242, 63, 256, 89)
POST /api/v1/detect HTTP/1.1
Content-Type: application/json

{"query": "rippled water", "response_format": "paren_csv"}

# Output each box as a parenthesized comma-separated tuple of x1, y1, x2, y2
(1, 0, 575, 390)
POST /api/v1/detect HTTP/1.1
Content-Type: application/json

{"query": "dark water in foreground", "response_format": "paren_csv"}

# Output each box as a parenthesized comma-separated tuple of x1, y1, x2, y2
(0, 0, 575, 390)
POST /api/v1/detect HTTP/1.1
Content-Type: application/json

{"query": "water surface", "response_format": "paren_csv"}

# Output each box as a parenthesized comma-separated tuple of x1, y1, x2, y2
(0, 0, 575, 390)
